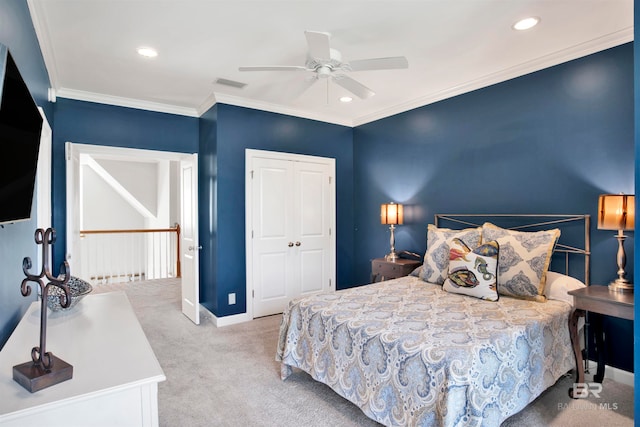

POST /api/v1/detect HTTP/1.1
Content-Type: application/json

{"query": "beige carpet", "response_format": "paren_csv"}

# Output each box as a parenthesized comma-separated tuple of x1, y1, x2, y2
(94, 280, 634, 426)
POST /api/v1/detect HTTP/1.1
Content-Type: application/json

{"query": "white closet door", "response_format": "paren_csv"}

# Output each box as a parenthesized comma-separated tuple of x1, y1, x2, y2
(293, 161, 331, 297)
(251, 157, 296, 317)
(249, 152, 334, 318)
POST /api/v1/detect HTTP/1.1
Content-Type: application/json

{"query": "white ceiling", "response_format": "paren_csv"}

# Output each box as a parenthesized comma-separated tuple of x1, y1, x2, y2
(27, 0, 633, 127)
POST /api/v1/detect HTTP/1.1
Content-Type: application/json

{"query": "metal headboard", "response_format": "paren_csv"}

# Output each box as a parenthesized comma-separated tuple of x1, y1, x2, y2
(434, 214, 591, 286)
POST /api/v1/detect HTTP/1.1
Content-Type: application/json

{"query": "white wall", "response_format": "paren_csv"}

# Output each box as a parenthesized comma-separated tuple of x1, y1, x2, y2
(95, 159, 159, 217)
(82, 166, 145, 230)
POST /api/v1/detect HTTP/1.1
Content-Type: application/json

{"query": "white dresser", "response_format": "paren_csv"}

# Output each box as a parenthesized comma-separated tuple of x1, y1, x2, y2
(0, 291, 166, 426)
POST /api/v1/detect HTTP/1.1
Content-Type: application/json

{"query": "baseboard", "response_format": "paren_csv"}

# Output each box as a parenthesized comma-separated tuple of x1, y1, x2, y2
(585, 361, 634, 388)
(204, 309, 252, 327)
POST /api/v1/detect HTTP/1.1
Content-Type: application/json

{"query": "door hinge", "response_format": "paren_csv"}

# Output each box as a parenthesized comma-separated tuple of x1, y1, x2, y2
(329, 176, 332, 184)
(329, 279, 332, 288)
(252, 289, 255, 298)
(251, 230, 254, 238)
(329, 228, 331, 236)
(250, 170, 254, 179)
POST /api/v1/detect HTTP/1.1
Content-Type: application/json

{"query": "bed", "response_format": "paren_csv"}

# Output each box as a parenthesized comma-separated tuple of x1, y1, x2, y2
(276, 214, 590, 426)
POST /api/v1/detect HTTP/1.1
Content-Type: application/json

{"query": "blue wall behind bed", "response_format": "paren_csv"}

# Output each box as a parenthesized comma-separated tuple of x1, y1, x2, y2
(354, 43, 634, 372)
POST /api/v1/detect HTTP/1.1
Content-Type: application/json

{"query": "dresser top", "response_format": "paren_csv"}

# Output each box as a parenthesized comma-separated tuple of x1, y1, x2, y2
(0, 291, 165, 418)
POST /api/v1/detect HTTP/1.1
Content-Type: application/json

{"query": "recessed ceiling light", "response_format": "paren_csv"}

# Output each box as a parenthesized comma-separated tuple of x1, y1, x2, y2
(339, 96, 353, 103)
(512, 17, 540, 31)
(137, 47, 158, 58)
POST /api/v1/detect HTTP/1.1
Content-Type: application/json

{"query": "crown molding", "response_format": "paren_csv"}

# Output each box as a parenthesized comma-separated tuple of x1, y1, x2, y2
(56, 88, 200, 117)
(196, 92, 218, 117)
(58, 88, 353, 126)
(212, 93, 354, 127)
(43, 26, 632, 128)
(352, 27, 634, 127)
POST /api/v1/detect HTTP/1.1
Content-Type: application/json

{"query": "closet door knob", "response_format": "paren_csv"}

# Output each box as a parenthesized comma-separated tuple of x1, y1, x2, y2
(288, 242, 294, 247)
(295, 241, 301, 246)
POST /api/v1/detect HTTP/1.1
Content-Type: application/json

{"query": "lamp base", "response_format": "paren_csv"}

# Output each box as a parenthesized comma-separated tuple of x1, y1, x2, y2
(608, 280, 634, 293)
(385, 252, 399, 262)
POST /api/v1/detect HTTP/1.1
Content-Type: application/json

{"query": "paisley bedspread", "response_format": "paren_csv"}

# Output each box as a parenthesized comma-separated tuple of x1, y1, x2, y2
(276, 276, 575, 426)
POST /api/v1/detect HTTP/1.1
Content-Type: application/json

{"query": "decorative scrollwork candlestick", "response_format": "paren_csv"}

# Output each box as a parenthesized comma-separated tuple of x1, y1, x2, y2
(13, 228, 74, 393)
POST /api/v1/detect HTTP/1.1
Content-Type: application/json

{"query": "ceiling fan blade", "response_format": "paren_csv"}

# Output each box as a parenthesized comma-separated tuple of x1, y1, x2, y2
(239, 65, 307, 72)
(332, 75, 375, 99)
(348, 56, 409, 71)
(304, 31, 331, 61)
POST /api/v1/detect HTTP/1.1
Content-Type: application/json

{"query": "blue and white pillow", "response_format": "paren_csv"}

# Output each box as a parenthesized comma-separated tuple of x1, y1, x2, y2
(419, 224, 482, 285)
(481, 222, 560, 302)
(443, 238, 499, 301)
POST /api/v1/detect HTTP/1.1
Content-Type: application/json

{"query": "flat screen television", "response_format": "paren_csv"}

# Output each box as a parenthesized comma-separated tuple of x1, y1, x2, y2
(0, 46, 43, 225)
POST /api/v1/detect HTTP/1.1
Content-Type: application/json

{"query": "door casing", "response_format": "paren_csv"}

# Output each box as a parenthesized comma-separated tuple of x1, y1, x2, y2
(65, 143, 199, 322)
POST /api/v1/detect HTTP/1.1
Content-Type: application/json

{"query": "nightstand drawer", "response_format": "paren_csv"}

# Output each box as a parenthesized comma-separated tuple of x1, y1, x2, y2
(371, 258, 421, 282)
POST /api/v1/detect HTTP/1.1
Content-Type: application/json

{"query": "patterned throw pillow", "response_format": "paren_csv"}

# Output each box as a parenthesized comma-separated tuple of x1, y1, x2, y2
(419, 224, 482, 284)
(481, 222, 560, 302)
(443, 238, 500, 301)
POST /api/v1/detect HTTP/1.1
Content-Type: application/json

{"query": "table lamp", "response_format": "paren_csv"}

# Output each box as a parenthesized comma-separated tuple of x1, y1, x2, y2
(380, 202, 403, 262)
(598, 194, 635, 292)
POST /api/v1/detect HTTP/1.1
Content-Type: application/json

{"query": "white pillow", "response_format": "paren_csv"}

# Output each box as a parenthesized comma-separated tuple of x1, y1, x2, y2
(544, 271, 586, 305)
(443, 238, 499, 302)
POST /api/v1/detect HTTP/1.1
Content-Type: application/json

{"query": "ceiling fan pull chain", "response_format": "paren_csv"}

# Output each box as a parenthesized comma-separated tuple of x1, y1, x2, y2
(326, 79, 329, 105)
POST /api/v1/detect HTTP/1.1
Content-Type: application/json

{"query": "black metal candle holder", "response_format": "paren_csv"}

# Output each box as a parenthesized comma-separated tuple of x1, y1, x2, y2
(13, 228, 74, 393)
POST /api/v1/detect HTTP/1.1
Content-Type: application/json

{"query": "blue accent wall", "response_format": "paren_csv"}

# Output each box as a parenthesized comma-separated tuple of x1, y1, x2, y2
(198, 104, 218, 312)
(354, 43, 634, 372)
(0, 0, 52, 348)
(199, 104, 354, 317)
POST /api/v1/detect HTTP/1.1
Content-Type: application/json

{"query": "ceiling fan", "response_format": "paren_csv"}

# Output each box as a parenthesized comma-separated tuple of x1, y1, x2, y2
(238, 30, 408, 100)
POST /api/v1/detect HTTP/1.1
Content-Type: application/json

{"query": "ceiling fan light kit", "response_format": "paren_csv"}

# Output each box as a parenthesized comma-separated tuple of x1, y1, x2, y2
(239, 30, 408, 102)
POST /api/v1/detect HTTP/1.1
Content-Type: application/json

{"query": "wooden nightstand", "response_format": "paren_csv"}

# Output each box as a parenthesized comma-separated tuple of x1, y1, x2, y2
(371, 258, 421, 282)
(568, 286, 634, 396)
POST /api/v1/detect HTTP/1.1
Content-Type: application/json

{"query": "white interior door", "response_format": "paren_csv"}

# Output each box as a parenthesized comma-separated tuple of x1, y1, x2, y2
(247, 150, 335, 318)
(251, 157, 295, 317)
(65, 142, 82, 275)
(180, 154, 200, 324)
(294, 161, 332, 297)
